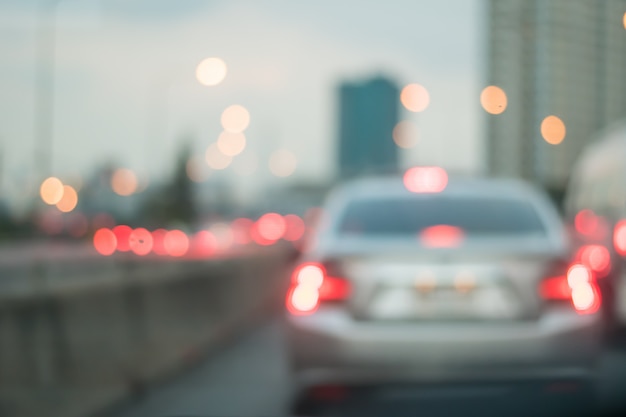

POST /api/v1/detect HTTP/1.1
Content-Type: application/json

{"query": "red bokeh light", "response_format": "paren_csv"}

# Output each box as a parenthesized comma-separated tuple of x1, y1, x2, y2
(191, 230, 216, 256)
(420, 225, 464, 248)
(256, 213, 286, 241)
(283, 214, 306, 242)
(129, 228, 153, 256)
(231, 218, 253, 245)
(112, 225, 132, 252)
(93, 228, 117, 256)
(576, 244, 611, 277)
(151, 229, 168, 256)
(164, 230, 189, 257)
(403, 166, 448, 193)
(250, 222, 274, 246)
(614, 220, 626, 257)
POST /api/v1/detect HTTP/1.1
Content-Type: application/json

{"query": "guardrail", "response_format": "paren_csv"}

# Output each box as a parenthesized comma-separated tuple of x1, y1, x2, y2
(0, 243, 293, 417)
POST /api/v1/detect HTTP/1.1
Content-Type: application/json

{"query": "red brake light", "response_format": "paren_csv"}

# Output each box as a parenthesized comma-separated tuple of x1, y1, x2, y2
(539, 263, 600, 314)
(403, 166, 448, 193)
(575, 244, 611, 277)
(614, 220, 626, 257)
(286, 262, 351, 315)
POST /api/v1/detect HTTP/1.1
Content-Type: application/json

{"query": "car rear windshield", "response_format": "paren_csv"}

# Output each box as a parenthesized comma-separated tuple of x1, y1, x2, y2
(336, 196, 547, 237)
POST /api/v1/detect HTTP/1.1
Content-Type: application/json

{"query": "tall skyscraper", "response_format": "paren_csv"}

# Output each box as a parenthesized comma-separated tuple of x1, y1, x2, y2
(338, 76, 400, 179)
(486, 0, 626, 192)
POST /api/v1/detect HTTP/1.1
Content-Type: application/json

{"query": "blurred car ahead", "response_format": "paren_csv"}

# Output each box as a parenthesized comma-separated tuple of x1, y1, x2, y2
(285, 174, 603, 413)
(564, 121, 626, 336)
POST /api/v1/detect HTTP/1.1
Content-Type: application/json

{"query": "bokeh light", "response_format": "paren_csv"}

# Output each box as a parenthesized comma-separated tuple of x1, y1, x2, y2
(195, 57, 227, 86)
(403, 166, 448, 193)
(151, 229, 168, 256)
(129, 228, 153, 256)
(186, 155, 211, 182)
(217, 131, 246, 156)
(40, 176, 64, 205)
(209, 222, 234, 250)
(420, 225, 465, 248)
(205, 143, 232, 170)
(400, 83, 430, 112)
(269, 149, 297, 177)
(112, 225, 132, 252)
(623, 12, 626, 30)
(541, 115, 566, 145)
(93, 228, 117, 256)
(191, 230, 216, 256)
(221, 105, 250, 133)
(480, 86, 507, 114)
(284, 214, 306, 242)
(257, 213, 286, 241)
(111, 168, 138, 196)
(56, 185, 78, 213)
(164, 230, 189, 257)
(614, 220, 626, 256)
(392, 120, 418, 149)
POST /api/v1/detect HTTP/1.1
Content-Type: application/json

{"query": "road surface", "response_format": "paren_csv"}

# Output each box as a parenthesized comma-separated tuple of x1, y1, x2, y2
(105, 317, 626, 417)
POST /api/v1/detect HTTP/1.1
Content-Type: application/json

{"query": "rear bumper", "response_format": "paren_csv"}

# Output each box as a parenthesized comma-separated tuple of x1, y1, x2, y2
(286, 306, 603, 387)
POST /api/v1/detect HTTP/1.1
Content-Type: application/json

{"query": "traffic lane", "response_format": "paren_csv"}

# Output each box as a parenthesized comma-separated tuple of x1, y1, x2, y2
(106, 317, 626, 417)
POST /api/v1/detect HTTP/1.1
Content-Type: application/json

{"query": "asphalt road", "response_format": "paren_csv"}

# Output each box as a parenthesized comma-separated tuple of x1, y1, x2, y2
(106, 317, 626, 417)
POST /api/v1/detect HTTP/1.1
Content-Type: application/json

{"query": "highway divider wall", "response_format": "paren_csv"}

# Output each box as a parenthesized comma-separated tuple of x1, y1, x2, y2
(0, 245, 293, 417)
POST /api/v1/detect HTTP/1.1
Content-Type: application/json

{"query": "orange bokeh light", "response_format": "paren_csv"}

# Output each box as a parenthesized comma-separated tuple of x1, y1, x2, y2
(93, 228, 117, 256)
(40, 176, 64, 205)
(217, 131, 246, 156)
(111, 168, 138, 196)
(400, 83, 430, 112)
(221, 105, 250, 133)
(195, 57, 227, 87)
(392, 120, 418, 149)
(541, 115, 566, 145)
(205, 143, 232, 170)
(56, 185, 78, 213)
(480, 86, 507, 114)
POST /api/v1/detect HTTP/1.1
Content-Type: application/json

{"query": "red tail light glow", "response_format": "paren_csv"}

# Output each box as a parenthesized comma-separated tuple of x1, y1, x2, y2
(286, 262, 351, 315)
(420, 225, 464, 248)
(614, 220, 626, 257)
(540, 263, 600, 314)
(93, 228, 117, 256)
(576, 244, 611, 277)
(129, 228, 153, 256)
(151, 229, 168, 255)
(112, 225, 132, 252)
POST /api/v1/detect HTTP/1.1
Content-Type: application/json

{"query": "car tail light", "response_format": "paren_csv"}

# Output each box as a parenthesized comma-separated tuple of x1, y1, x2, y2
(575, 244, 611, 278)
(539, 263, 601, 315)
(286, 262, 351, 315)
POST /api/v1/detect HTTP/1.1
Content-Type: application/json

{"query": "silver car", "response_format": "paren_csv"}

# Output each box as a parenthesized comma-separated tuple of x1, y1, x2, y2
(285, 175, 603, 407)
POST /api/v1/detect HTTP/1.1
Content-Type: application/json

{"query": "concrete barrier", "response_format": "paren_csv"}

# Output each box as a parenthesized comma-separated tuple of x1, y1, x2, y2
(0, 245, 292, 417)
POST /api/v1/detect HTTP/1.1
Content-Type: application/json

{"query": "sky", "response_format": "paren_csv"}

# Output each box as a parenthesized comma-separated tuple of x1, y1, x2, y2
(0, 0, 484, 202)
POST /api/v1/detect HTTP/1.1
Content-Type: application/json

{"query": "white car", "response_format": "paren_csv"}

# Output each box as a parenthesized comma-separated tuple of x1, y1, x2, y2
(285, 175, 603, 413)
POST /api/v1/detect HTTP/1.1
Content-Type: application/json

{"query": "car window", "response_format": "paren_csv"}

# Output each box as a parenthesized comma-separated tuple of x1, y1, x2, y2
(336, 196, 547, 237)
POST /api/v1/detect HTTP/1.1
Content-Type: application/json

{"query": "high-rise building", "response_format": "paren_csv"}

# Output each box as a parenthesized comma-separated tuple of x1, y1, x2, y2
(338, 76, 400, 178)
(486, 0, 626, 192)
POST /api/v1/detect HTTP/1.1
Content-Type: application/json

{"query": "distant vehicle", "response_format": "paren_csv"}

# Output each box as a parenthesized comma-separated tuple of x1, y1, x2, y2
(564, 121, 626, 331)
(285, 174, 602, 413)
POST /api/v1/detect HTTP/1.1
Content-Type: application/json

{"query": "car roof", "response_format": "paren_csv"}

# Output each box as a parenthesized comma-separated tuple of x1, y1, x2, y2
(328, 175, 545, 201)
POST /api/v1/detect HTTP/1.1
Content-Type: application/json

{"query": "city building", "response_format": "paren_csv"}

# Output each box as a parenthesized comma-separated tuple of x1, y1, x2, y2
(337, 75, 400, 179)
(486, 0, 626, 193)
